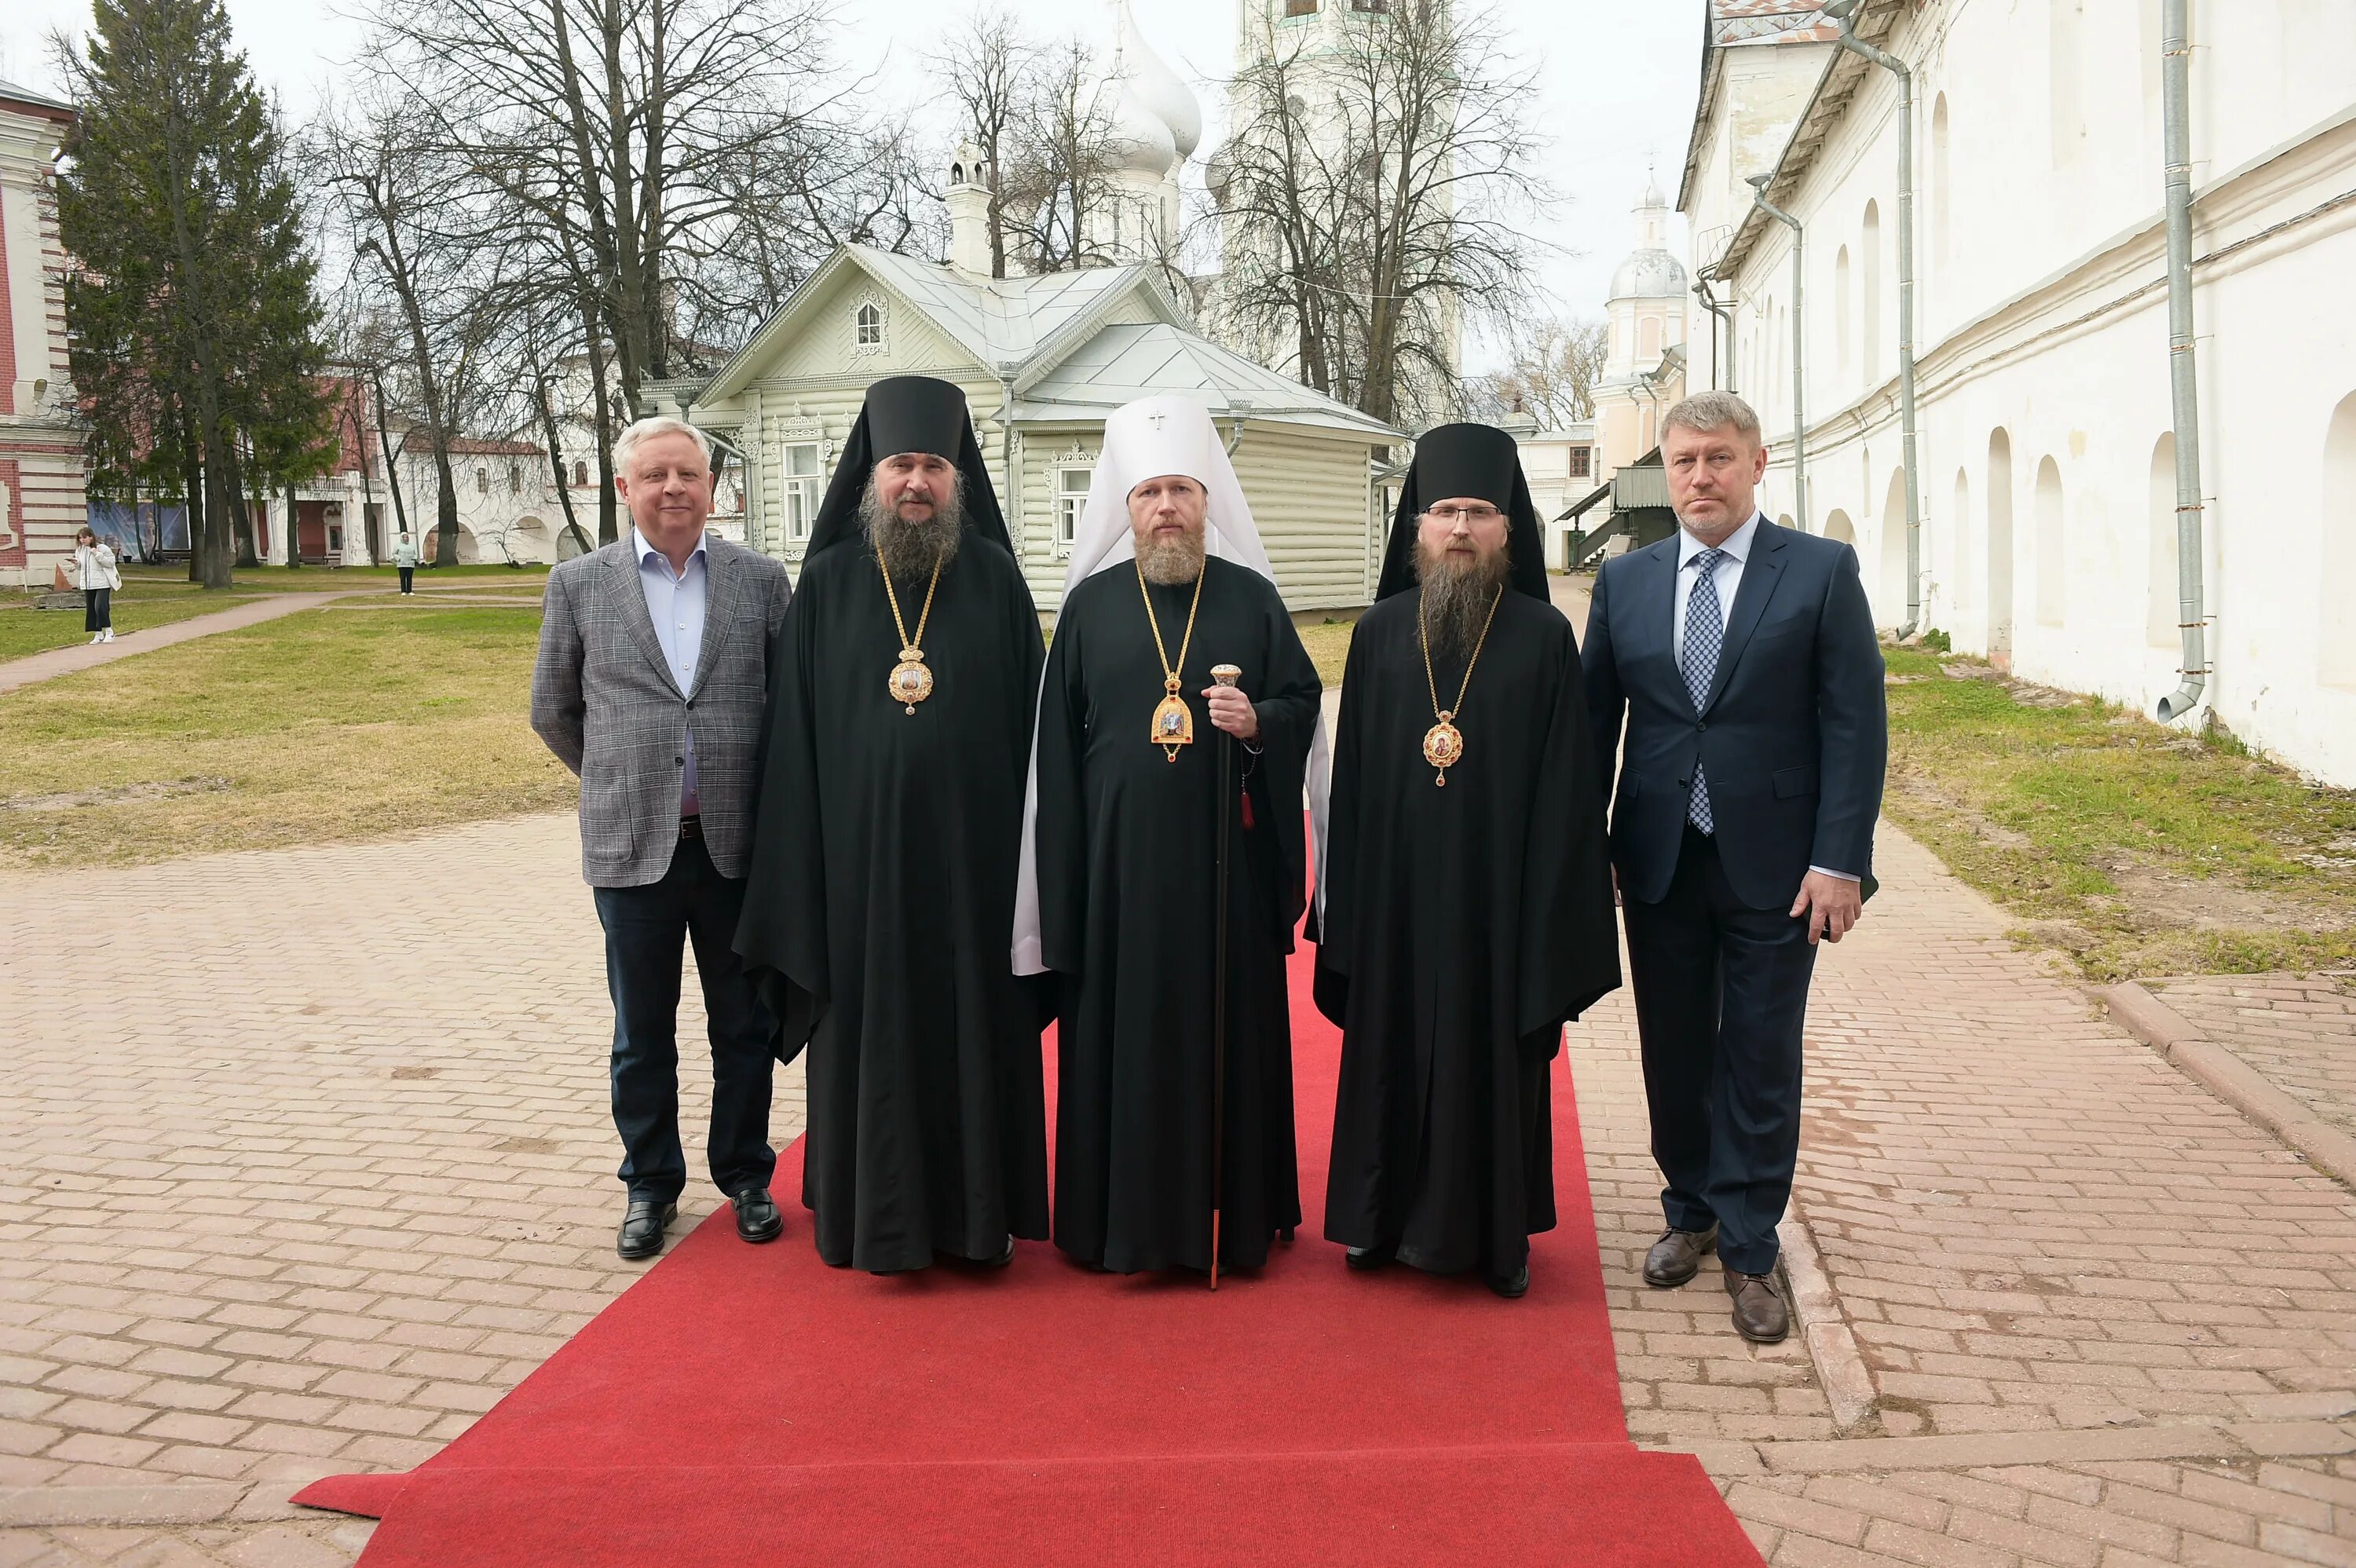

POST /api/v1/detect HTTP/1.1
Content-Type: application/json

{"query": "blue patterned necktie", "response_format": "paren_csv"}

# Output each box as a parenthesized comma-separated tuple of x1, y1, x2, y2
(1681, 548, 1725, 833)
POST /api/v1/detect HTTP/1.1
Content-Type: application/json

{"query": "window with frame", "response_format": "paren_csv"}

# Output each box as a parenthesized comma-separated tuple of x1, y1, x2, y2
(1568, 446, 1591, 480)
(509, 462, 522, 493)
(476, 467, 489, 494)
(1055, 464, 1092, 553)
(1284, 0, 1316, 15)
(573, 460, 589, 487)
(782, 441, 824, 541)
(855, 302, 884, 348)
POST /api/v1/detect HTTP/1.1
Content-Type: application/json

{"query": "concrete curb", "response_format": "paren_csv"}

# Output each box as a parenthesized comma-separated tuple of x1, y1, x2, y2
(0, 1474, 337, 1528)
(2103, 981, 2356, 1191)
(1776, 1203, 1880, 1438)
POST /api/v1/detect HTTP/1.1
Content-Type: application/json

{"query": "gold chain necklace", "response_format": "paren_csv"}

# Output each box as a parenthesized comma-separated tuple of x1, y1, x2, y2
(1418, 587, 1504, 787)
(880, 553, 946, 715)
(1137, 561, 1207, 762)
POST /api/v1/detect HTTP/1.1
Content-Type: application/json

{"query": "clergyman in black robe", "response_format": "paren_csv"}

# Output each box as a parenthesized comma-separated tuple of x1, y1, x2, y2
(1312, 422, 1620, 1297)
(1019, 395, 1323, 1275)
(734, 375, 1049, 1274)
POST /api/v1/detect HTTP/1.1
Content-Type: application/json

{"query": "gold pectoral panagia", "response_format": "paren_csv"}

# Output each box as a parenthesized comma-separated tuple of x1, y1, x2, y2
(1151, 677, 1194, 755)
(1138, 561, 1206, 762)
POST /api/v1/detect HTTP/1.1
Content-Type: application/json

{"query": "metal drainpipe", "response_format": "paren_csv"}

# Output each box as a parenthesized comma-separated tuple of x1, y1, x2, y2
(1826, 0, 1922, 635)
(1695, 267, 1736, 394)
(2154, 0, 2208, 722)
(1747, 174, 1808, 532)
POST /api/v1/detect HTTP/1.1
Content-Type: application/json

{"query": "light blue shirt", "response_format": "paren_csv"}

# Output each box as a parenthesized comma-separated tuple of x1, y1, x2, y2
(631, 528, 709, 817)
(1670, 510, 1857, 885)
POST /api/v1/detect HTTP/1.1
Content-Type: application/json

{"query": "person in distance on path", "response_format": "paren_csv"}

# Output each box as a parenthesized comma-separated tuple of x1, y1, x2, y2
(530, 416, 793, 1261)
(1314, 422, 1621, 1299)
(1016, 394, 1323, 1277)
(1581, 391, 1886, 1343)
(734, 375, 1050, 1277)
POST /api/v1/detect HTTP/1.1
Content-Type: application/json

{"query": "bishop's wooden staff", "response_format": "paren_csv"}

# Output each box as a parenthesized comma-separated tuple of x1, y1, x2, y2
(1208, 663, 1242, 1290)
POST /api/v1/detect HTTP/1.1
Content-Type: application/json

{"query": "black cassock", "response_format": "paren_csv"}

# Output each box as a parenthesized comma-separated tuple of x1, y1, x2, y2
(1033, 556, 1322, 1273)
(735, 536, 1050, 1272)
(1312, 589, 1619, 1279)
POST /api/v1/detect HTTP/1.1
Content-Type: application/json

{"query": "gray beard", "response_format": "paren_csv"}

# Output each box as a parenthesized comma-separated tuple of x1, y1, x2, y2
(1136, 530, 1206, 587)
(861, 478, 964, 581)
(1416, 541, 1511, 660)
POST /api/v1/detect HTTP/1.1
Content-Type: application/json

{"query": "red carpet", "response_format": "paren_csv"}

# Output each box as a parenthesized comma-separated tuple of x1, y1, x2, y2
(298, 903, 1761, 1564)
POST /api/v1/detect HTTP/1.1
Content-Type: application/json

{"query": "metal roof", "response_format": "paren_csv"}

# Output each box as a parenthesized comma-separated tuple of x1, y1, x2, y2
(1675, 4, 1839, 213)
(1712, 0, 1903, 279)
(697, 243, 1400, 445)
(697, 246, 1176, 405)
(0, 76, 75, 120)
(849, 247, 1147, 373)
(1010, 322, 1403, 440)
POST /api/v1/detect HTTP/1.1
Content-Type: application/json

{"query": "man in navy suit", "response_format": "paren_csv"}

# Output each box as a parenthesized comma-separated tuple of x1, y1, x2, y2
(1581, 392, 1886, 1343)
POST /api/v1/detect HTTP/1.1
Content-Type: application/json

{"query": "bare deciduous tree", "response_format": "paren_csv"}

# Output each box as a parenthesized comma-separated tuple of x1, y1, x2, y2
(1465, 316, 1609, 428)
(1213, 0, 1552, 431)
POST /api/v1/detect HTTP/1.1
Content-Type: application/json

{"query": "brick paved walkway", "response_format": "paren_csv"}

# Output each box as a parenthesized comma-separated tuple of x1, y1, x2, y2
(3, 813, 2352, 1564)
(2144, 974, 2356, 1141)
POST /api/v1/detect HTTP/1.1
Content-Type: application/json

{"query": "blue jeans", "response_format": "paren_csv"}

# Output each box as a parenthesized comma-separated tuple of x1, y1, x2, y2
(591, 832, 775, 1204)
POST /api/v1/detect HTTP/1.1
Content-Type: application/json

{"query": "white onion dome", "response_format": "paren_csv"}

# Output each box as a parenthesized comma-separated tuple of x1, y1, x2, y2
(1118, 4, 1202, 162)
(1103, 73, 1180, 180)
(1611, 248, 1689, 301)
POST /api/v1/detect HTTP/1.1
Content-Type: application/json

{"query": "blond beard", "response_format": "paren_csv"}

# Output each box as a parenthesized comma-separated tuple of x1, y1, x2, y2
(861, 476, 964, 579)
(1415, 538, 1510, 659)
(1136, 526, 1207, 587)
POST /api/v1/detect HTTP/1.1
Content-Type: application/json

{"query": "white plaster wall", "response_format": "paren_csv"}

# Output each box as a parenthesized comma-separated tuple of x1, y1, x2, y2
(1695, 0, 2356, 784)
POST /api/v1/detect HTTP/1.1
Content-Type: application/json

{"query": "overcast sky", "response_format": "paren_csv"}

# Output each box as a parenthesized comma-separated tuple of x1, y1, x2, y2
(2, 0, 1699, 371)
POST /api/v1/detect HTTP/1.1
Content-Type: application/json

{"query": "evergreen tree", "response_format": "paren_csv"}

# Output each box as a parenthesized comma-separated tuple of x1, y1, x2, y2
(59, 0, 330, 588)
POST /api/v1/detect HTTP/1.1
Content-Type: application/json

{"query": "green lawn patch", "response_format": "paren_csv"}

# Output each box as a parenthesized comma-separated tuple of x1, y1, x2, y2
(0, 602, 574, 868)
(1882, 646, 2356, 980)
(0, 591, 278, 663)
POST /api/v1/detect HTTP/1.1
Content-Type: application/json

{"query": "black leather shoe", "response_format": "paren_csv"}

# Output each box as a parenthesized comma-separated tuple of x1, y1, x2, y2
(1487, 1265, 1531, 1299)
(1644, 1224, 1719, 1288)
(616, 1199, 677, 1259)
(730, 1187, 783, 1244)
(1725, 1266, 1791, 1343)
(983, 1234, 1016, 1267)
(1344, 1245, 1394, 1271)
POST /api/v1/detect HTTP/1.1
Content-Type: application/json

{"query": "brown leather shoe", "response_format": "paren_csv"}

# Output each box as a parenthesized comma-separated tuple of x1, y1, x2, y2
(1642, 1224, 1718, 1287)
(1725, 1265, 1791, 1343)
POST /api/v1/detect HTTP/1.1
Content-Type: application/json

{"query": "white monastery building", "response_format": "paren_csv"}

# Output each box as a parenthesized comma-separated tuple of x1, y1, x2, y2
(1680, 0, 2356, 785)
(0, 79, 82, 593)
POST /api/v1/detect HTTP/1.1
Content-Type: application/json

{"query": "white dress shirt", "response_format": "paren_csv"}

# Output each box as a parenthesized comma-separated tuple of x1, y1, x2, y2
(1670, 511, 1760, 670)
(631, 528, 709, 817)
(1670, 510, 1857, 885)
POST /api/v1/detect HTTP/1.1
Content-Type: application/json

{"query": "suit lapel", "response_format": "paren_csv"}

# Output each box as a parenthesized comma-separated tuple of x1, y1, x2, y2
(1632, 539, 1696, 718)
(1700, 521, 1789, 716)
(686, 539, 734, 702)
(608, 540, 683, 698)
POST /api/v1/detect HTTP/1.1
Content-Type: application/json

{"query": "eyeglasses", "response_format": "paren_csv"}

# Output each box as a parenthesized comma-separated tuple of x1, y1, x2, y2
(1424, 504, 1503, 524)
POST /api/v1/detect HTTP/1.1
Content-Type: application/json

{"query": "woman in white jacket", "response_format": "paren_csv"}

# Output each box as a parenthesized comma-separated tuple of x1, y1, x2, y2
(69, 526, 122, 644)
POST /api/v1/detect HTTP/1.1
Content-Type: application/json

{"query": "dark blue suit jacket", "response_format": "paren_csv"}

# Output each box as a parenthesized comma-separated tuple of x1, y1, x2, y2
(1581, 517, 1886, 911)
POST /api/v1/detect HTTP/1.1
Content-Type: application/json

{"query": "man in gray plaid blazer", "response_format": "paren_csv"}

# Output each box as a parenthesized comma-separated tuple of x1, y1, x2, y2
(532, 415, 795, 1260)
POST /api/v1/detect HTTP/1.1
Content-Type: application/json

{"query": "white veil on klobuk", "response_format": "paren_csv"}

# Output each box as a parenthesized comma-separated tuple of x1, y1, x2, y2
(1011, 393, 1333, 975)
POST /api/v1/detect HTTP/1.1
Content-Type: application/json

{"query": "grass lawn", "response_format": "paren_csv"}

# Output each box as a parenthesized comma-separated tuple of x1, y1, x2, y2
(1297, 618, 1355, 687)
(0, 601, 573, 869)
(0, 590, 272, 663)
(1882, 645, 2356, 980)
